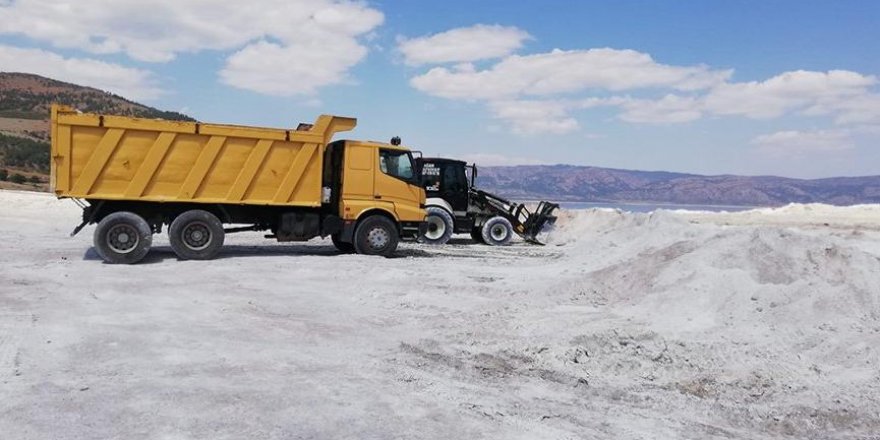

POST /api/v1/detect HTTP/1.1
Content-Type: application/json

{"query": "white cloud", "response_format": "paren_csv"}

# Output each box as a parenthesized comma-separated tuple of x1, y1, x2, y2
(397, 24, 531, 66)
(618, 70, 880, 125)
(410, 48, 732, 101)
(459, 153, 549, 167)
(0, 0, 383, 95)
(408, 46, 732, 133)
(704, 70, 876, 119)
(219, 39, 366, 96)
(615, 95, 703, 124)
(0, 44, 160, 100)
(751, 129, 855, 154)
(488, 100, 580, 135)
(479, 94, 705, 135)
(428, 63, 880, 133)
(804, 93, 880, 125)
(577, 70, 880, 128)
(403, 24, 880, 136)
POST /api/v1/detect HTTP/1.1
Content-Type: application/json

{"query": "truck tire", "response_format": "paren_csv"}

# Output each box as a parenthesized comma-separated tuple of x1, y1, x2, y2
(353, 215, 399, 257)
(331, 234, 355, 253)
(169, 210, 225, 260)
(93, 211, 153, 264)
(419, 206, 454, 245)
(481, 216, 514, 246)
(470, 227, 485, 244)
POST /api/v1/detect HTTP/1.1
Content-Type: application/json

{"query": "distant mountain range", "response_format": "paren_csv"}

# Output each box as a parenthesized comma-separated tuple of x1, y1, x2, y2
(1, 72, 878, 205)
(477, 165, 880, 206)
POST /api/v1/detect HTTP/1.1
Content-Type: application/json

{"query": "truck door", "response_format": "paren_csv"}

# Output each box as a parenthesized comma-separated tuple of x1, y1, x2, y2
(375, 148, 423, 223)
(341, 144, 375, 202)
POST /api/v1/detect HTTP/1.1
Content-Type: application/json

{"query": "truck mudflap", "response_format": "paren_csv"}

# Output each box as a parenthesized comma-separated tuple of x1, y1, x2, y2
(472, 189, 559, 245)
(70, 199, 103, 237)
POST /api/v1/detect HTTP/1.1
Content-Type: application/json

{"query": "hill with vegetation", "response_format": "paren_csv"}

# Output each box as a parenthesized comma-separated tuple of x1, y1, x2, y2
(0, 72, 194, 190)
(0, 72, 192, 123)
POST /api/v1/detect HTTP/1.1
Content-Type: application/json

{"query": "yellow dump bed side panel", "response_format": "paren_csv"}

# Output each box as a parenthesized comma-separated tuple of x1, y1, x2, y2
(50, 105, 356, 207)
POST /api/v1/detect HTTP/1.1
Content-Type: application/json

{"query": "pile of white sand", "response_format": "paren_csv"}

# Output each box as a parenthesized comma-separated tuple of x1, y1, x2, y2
(535, 205, 880, 435)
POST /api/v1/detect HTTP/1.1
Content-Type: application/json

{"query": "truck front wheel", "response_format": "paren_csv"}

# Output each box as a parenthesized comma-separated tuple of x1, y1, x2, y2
(93, 211, 153, 264)
(169, 210, 225, 260)
(353, 215, 399, 257)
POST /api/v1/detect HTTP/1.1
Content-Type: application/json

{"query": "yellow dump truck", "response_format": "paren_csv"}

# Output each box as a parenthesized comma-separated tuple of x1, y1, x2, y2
(50, 105, 426, 263)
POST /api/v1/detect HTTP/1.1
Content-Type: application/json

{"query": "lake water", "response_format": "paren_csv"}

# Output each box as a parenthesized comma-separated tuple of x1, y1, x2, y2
(559, 201, 760, 213)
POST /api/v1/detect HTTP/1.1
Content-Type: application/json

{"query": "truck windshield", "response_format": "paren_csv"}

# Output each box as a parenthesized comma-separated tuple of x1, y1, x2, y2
(379, 149, 416, 182)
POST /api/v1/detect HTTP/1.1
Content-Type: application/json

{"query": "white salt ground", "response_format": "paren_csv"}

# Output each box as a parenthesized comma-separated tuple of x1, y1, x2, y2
(1, 190, 879, 439)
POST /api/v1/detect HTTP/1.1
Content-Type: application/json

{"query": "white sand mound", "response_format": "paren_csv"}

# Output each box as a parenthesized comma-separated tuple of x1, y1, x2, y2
(529, 205, 880, 436)
(679, 203, 880, 229)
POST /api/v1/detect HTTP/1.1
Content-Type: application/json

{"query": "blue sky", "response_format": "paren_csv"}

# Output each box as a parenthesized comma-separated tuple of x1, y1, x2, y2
(1, 0, 879, 178)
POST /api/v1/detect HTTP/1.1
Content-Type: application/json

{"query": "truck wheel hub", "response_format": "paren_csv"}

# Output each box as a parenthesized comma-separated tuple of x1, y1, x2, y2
(107, 224, 139, 254)
(183, 222, 211, 250)
(367, 228, 389, 249)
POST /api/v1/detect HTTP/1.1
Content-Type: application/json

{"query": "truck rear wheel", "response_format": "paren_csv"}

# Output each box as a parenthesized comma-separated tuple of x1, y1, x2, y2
(353, 215, 399, 257)
(419, 206, 454, 245)
(481, 216, 513, 246)
(169, 210, 225, 260)
(93, 211, 153, 264)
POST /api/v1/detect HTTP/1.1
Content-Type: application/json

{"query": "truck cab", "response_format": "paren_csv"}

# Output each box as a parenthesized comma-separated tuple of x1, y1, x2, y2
(324, 140, 425, 252)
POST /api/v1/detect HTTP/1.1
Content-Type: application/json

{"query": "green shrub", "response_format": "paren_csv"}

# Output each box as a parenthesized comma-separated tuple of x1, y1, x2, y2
(0, 133, 50, 172)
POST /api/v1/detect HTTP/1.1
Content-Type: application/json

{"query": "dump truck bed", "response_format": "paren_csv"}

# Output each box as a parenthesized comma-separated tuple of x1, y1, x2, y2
(50, 105, 356, 207)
